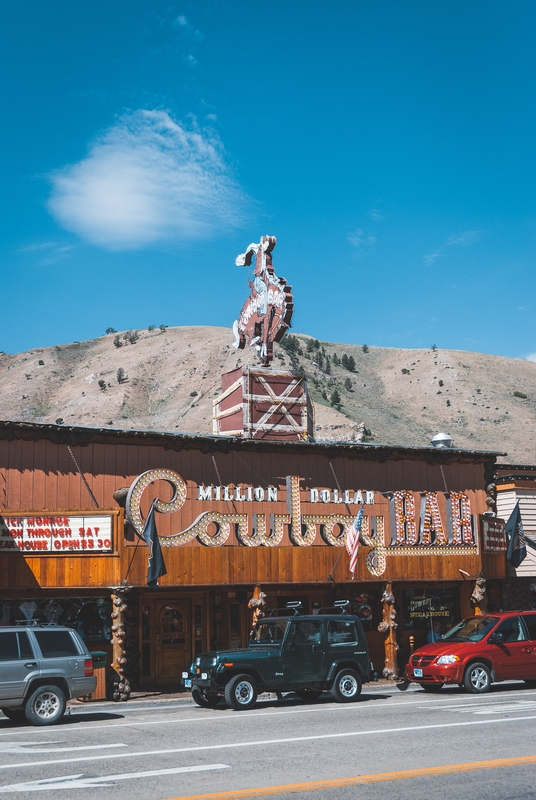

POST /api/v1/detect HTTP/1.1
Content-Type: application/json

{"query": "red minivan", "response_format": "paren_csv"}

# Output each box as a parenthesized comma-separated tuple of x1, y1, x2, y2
(406, 611, 536, 693)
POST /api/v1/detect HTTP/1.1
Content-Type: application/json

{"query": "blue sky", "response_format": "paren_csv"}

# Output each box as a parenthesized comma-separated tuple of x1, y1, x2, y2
(1, 0, 535, 359)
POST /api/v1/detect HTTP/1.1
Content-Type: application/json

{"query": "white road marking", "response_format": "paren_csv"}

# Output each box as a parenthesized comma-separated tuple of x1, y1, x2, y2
(430, 700, 536, 715)
(1, 689, 535, 738)
(1, 714, 536, 772)
(0, 742, 126, 755)
(0, 764, 230, 793)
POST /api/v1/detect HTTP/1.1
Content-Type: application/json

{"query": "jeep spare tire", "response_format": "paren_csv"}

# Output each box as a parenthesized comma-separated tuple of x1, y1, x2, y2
(330, 669, 361, 702)
(24, 685, 66, 726)
(224, 674, 258, 710)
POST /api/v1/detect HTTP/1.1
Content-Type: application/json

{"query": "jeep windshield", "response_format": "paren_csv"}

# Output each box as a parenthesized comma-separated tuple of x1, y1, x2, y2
(249, 619, 288, 645)
(441, 616, 499, 642)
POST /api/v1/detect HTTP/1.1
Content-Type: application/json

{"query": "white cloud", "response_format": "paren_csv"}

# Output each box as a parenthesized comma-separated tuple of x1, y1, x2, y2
(347, 229, 376, 251)
(369, 208, 385, 221)
(47, 110, 248, 250)
(425, 230, 481, 266)
(446, 230, 481, 247)
(526, 353, 536, 362)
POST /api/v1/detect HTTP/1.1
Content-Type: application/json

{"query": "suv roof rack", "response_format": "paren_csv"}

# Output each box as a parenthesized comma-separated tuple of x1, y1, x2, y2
(266, 600, 303, 617)
(14, 620, 59, 627)
(318, 600, 350, 614)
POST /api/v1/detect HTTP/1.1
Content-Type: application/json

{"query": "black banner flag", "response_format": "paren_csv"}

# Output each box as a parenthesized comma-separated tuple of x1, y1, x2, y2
(142, 500, 167, 589)
(505, 502, 527, 569)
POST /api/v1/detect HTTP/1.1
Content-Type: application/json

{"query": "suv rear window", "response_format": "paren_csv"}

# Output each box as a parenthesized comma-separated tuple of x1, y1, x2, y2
(34, 630, 79, 658)
(328, 620, 359, 647)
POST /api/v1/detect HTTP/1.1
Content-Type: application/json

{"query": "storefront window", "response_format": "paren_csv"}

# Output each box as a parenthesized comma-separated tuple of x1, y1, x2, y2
(402, 588, 459, 635)
(0, 597, 112, 642)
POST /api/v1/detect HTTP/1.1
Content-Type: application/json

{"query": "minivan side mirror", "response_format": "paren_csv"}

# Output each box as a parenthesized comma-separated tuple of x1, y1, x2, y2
(489, 631, 504, 644)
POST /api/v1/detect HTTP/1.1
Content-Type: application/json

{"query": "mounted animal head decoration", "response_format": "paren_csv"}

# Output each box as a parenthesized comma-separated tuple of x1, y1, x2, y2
(232, 236, 293, 367)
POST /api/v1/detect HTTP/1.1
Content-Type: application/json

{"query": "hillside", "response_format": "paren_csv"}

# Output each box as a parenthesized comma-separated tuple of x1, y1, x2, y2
(0, 326, 535, 461)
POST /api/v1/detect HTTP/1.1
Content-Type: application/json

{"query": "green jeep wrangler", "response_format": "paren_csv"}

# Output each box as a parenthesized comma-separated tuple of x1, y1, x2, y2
(182, 601, 375, 710)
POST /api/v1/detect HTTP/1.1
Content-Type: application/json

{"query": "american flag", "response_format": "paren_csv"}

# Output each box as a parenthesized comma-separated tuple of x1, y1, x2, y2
(346, 505, 364, 578)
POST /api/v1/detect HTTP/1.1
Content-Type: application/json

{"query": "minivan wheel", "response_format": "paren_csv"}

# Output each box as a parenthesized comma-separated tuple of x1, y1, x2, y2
(24, 685, 66, 726)
(192, 688, 220, 708)
(464, 663, 491, 694)
(224, 674, 258, 710)
(1, 708, 26, 722)
(330, 669, 361, 702)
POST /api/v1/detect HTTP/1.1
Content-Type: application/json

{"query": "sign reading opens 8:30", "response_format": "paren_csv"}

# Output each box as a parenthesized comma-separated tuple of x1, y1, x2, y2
(0, 515, 113, 552)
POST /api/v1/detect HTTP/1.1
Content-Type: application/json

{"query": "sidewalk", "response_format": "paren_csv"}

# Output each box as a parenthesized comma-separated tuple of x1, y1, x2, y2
(69, 678, 411, 711)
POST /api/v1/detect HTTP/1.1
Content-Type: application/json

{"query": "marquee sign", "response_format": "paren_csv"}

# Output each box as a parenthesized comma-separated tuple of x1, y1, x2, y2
(232, 236, 293, 366)
(0, 514, 114, 553)
(126, 469, 479, 576)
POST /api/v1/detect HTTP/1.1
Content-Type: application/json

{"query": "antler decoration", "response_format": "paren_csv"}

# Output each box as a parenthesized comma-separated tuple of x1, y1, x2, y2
(232, 235, 293, 366)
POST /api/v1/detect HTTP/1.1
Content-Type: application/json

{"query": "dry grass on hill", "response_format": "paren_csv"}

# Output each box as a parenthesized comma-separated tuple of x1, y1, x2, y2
(0, 326, 535, 462)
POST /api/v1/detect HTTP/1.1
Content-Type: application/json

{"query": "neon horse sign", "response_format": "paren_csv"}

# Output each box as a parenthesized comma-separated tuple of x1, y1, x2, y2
(232, 236, 293, 366)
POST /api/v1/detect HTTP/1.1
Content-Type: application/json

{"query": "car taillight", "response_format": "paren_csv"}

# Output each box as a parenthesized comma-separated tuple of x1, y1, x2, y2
(84, 658, 94, 676)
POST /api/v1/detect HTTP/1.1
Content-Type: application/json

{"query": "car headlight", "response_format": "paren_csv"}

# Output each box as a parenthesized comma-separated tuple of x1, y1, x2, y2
(211, 657, 218, 666)
(436, 654, 460, 665)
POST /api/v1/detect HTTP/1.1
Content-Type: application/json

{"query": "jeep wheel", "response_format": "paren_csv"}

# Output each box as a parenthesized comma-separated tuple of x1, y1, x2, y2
(296, 688, 322, 701)
(192, 688, 220, 708)
(224, 674, 258, 710)
(464, 662, 491, 694)
(420, 683, 443, 693)
(330, 669, 361, 703)
(24, 685, 66, 726)
(1, 708, 26, 722)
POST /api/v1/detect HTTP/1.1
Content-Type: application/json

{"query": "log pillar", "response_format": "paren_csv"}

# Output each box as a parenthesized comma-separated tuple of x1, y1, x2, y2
(109, 587, 137, 701)
(378, 583, 398, 680)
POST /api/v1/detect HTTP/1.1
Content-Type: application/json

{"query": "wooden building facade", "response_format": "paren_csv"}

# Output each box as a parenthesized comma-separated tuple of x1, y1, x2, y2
(0, 421, 507, 694)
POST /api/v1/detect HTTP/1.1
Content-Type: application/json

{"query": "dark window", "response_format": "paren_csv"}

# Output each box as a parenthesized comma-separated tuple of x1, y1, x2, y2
(18, 631, 33, 659)
(230, 604, 241, 637)
(251, 620, 288, 644)
(290, 621, 322, 645)
(0, 632, 19, 661)
(495, 616, 527, 643)
(328, 620, 359, 647)
(523, 614, 536, 641)
(34, 630, 79, 657)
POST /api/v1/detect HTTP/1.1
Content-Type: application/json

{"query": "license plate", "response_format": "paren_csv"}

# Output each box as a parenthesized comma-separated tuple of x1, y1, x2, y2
(184, 679, 192, 688)
(413, 668, 423, 678)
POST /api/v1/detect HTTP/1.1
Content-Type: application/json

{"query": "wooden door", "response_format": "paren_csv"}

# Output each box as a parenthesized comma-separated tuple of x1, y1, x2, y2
(155, 600, 190, 683)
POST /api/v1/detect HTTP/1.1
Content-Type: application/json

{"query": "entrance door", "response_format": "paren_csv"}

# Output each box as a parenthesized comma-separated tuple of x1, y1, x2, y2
(155, 601, 190, 683)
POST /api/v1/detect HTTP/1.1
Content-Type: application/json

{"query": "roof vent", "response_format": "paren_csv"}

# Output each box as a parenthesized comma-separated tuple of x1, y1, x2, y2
(431, 432, 453, 449)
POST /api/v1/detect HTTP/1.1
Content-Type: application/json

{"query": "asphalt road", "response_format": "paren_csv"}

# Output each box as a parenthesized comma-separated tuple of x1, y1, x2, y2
(1, 682, 536, 799)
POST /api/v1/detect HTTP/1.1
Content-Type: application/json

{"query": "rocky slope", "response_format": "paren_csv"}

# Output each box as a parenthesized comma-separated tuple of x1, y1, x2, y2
(0, 327, 535, 461)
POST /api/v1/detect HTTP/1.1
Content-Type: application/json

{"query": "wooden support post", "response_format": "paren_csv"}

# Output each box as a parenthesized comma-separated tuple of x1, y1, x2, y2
(110, 587, 133, 701)
(379, 583, 398, 680)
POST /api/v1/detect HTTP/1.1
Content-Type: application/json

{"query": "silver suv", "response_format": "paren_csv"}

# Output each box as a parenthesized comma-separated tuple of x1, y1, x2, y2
(0, 625, 96, 725)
